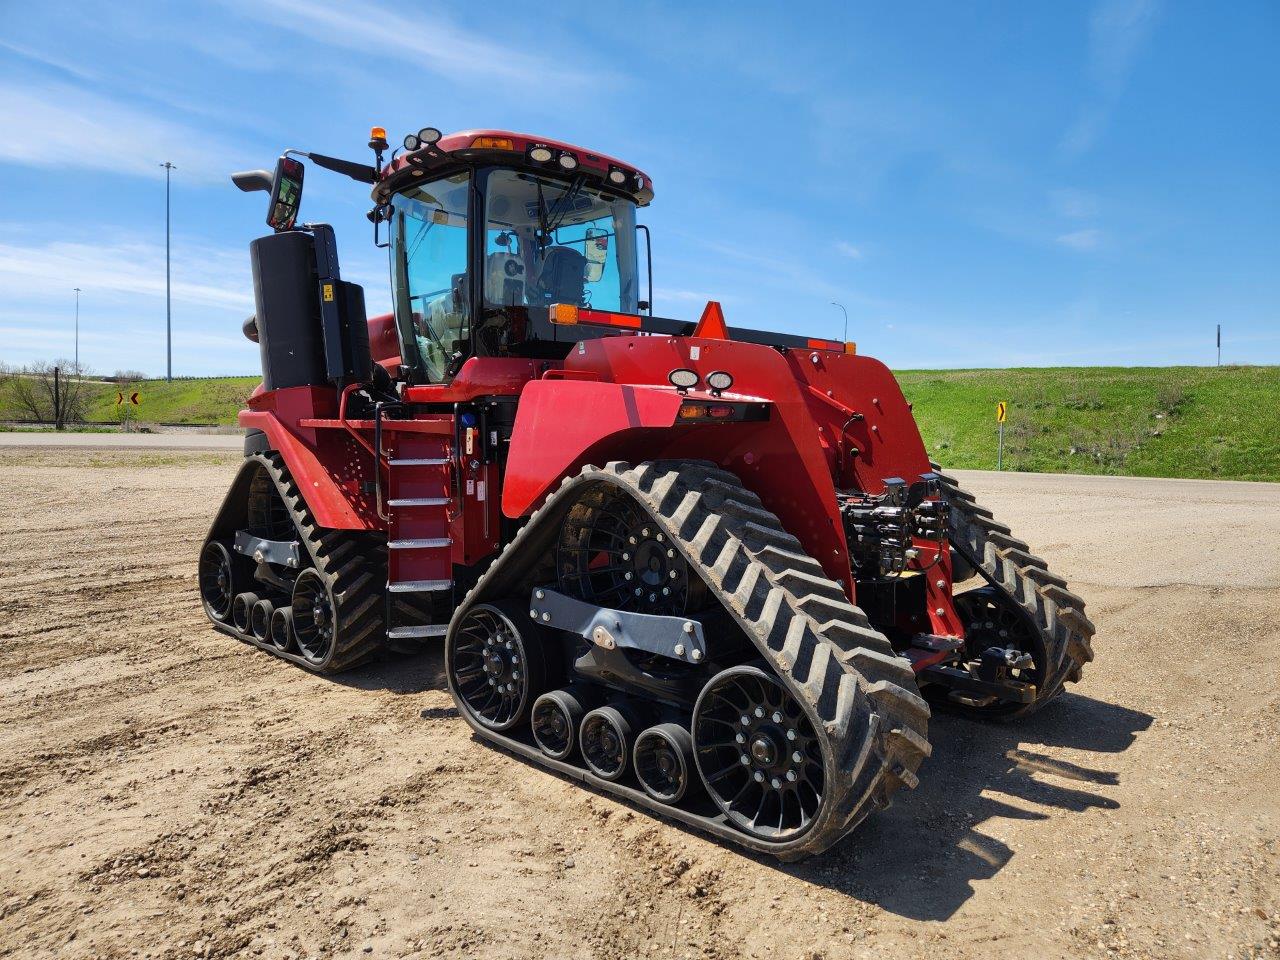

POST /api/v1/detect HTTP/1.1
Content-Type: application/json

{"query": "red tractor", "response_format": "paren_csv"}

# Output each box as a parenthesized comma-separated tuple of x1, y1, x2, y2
(199, 126, 1095, 860)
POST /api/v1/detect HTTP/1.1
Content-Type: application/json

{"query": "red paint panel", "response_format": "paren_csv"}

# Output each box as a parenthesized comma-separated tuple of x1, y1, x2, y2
(501, 381, 684, 518)
(403, 356, 542, 403)
(561, 336, 854, 591)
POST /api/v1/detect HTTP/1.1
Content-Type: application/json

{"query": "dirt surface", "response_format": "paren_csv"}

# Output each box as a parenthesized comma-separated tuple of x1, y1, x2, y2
(1, 448, 1277, 960)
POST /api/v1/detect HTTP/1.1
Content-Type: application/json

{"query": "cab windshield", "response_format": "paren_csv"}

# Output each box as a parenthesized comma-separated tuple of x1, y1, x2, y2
(483, 169, 639, 316)
(388, 166, 642, 383)
(389, 171, 470, 382)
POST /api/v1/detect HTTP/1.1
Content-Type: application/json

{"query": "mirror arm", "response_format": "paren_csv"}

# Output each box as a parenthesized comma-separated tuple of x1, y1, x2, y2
(307, 152, 377, 184)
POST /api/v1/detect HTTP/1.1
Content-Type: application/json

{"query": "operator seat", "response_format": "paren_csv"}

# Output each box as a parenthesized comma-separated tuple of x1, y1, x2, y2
(533, 246, 586, 306)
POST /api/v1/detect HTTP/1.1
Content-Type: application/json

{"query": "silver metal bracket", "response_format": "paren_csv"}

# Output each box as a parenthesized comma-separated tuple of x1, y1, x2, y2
(913, 633, 966, 652)
(528, 588, 707, 664)
(234, 530, 301, 568)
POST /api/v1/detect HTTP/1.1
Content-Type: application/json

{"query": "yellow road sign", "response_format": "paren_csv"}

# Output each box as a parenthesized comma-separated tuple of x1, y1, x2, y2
(116, 392, 124, 406)
(996, 401, 1008, 423)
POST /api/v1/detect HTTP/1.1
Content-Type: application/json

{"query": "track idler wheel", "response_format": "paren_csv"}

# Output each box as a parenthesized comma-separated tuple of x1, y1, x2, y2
(199, 542, 238, 623)
(936, 585, 1048, 717)
(532, 688, 591, 760)
(692, 665, 828, 842)
(447, 604, 543, 732)
(291, 570, 337, 666)
(231, 591, 260, 634)
(269, 605, 294, 652)
(634, 723, 697, 804)
(580, 704, 641, 782)
(250, 598, 275, 643)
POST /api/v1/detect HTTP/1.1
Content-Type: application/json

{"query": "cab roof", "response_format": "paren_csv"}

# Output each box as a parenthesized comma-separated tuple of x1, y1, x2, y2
(377, 128, 653, 206)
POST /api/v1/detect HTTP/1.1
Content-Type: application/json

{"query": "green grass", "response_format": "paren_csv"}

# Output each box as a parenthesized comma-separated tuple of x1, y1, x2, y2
(3, 367, 1276, 482)
(897, 366, 1280, 482)
(0, 376, 260, 425)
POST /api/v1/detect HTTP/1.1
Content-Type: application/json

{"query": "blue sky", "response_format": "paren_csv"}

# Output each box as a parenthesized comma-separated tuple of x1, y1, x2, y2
(1, 0, 1276, 376)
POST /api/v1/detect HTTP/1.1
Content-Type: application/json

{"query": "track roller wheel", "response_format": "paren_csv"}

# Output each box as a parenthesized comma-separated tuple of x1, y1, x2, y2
(447, 604, 543, 732)
(269, 605, 294, 652)
(692, 665, 828, 842)
(580, 705, 638, 782)
(634, 723, 697, 804)
(532, 688, 589, 760)
(250, 598, 275, 642)
(232, 592, 259, 634)
(199, 542, 238, 623)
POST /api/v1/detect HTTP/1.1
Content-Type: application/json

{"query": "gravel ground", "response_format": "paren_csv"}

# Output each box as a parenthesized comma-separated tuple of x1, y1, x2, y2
(0, 448, 1276, 960)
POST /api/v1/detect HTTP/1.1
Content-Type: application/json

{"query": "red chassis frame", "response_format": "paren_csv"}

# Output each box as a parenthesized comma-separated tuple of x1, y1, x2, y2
(237, 325, 963, 640)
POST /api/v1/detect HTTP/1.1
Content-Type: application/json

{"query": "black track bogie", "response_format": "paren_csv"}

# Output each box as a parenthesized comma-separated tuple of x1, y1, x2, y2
(200, 454, 387, 675)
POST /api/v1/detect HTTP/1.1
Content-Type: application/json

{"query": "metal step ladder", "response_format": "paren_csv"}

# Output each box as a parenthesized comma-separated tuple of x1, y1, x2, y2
(380, 426, 454, 641)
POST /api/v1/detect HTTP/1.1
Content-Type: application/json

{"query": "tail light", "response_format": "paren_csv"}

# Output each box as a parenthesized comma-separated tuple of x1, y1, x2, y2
(676, 402, 769, 423)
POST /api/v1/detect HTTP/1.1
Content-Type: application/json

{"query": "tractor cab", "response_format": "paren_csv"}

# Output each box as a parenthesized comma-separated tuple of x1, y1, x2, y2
(374, 131, 652, 383)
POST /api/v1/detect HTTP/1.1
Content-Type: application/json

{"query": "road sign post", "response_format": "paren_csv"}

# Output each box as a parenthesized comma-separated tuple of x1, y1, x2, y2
(996, 401, 1008, 470)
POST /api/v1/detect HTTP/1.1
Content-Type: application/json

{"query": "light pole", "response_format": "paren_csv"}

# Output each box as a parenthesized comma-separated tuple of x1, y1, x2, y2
(831, 301, 848, 342)
(73, 287, 81, 374)
(161, 161, 176, 381)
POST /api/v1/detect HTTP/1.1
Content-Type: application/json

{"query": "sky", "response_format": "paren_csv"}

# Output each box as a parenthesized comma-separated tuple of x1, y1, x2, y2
(0, 0, 1277, 376)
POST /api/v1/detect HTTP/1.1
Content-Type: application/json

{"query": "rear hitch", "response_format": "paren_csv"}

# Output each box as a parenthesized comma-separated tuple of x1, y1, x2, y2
(918, 645, 1037, 704)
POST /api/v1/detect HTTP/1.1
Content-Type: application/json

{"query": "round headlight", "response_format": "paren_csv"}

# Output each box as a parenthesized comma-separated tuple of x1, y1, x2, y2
(706, 371, 734, 392)
(608, 168, 626, 185)
(529, 146, 553, 163)
(403, 134, 420, 151)
(668, 368, 699, 390)
(558, 152, 579, 170)
(418, 127, 442, 145)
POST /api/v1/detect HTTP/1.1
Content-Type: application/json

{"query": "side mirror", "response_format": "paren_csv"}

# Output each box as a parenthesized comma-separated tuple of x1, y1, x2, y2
(584, 226, 608, 283)
(267, 155, 305, 232)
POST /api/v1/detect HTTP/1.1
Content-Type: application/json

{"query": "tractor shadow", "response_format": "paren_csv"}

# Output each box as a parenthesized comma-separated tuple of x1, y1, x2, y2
(782, 692, 1153, 921)
(327, 645, 451, 705)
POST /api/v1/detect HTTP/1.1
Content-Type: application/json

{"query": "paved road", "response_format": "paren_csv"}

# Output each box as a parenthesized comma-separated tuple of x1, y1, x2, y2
(0, 430, 242, 450)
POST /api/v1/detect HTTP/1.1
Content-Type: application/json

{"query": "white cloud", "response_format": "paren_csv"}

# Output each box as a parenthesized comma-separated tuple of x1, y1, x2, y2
(225, 0, 602, 90)
(0, 81, 251, 184)
(1056, 228, 1103, 251)
(1050, 188, 1101, 220)
(0, 232, 252, 312)
(0, 227, 257, 376)
(835, 241, 863, 260)
(0, 39, 100, 82)
(1062, 0, 1161, 156)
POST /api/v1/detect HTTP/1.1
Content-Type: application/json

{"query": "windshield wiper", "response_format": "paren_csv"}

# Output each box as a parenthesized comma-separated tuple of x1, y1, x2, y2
(535, 175, 587, 249)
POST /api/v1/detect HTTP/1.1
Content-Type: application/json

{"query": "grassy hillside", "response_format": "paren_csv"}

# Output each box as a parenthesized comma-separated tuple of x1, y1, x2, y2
(898, 366, 1279, 482)
(3, 366, 1277, 482)
(0, 376, 260, 425)
(82, 377, 261, 424)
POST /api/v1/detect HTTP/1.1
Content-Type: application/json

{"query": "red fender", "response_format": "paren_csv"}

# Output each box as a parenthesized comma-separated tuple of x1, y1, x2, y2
(502, 381, 684, 518)
(240, 386, 379, 530)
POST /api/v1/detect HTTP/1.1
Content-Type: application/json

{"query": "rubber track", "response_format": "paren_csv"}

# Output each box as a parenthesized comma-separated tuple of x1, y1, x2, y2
(247, 453, 386, 674)
(447, 460, 930, 860)
(932, 464, 1096, 714)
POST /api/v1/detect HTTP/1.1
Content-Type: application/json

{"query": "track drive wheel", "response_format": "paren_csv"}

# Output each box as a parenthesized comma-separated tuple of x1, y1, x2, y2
(693, 665, 829, 842)
(447, 604, 544, 732)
